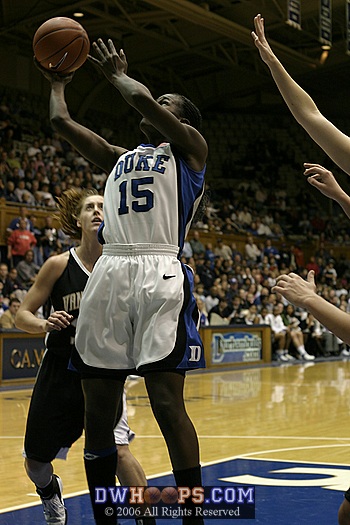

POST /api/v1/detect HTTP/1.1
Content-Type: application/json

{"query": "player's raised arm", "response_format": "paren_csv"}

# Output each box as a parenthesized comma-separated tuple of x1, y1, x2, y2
(89, 39, 208, 172)
(36, 64, 126, 173)
(251, 14, 350, 176)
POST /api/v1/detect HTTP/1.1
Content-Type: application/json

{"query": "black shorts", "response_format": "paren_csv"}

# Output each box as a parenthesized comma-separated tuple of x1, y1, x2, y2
(25, 350, 85, 463)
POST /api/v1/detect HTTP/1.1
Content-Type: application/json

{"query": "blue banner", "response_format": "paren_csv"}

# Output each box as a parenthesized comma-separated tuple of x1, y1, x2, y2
(211, 331, 262, 364)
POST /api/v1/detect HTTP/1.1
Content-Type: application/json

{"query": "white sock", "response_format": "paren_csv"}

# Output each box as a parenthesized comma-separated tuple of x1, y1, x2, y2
(297, 345, 306, 355)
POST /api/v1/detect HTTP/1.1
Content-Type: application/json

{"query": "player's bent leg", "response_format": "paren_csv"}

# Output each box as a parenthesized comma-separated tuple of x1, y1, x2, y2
(116, 445, 147, 487)
(116, 445, 156, 525)
(25, 457, 53, 487)
(25, 459, 67, 525)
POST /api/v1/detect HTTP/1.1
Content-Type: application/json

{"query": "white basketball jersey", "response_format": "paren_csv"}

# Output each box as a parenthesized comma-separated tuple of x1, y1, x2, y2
(99, 143, 205, 250)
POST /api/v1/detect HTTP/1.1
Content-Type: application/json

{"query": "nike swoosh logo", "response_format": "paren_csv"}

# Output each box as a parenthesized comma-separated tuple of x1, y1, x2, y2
(49, 52, 68, 70)
(163, 274, 176, 280)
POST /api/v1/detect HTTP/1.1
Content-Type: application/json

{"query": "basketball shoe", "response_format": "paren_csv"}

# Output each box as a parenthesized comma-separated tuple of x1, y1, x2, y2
(39, 474, 67, 525)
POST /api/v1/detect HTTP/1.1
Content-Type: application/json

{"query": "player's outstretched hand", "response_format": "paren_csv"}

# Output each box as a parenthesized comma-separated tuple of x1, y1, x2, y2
(88, 38, 128, 82)
(251, 14, 276, 65)
(303, 163, 343, 200)
(272, 271, 317, 309)
(33, 57, 74, 85)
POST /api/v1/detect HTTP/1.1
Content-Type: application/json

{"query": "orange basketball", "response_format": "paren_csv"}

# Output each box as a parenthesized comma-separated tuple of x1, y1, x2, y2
(33, 17, 90, 74)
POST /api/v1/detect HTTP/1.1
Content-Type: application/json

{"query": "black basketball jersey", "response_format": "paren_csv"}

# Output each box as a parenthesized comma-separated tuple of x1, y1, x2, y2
(46, 248, 90, 359)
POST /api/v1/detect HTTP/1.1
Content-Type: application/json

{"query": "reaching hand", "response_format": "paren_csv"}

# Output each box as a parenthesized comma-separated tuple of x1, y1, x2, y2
(272, 271, 317, 309)
(251, 14, 275, 65)
(88, 38, 128, 82)
(33, 57, 74, 85)
(303, 163, 343, 200)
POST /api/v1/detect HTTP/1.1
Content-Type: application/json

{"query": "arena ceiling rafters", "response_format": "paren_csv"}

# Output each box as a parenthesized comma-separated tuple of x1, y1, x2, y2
(0, 0, 349, 112)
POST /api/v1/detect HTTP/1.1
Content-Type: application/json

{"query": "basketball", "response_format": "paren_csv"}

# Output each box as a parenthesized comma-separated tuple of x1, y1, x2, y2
(33, 17, 90, 74)
(143, 486, 161, 504)
(161, 486, 178, 504)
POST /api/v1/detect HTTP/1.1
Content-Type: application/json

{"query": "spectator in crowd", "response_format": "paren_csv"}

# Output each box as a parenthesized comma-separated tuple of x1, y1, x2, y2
(14, 179, 34, 204)
(40, 216, 62, 260)
(304, 313, 328, 357)
(51, 132, 64, 156)
(298, 213, 312, 237)
(7, 218, 37, 268)
(315, 242, 331, 263)
(306, 256, 320, 276)
(265, 305, 291, 362)
(196, 297, 209, 327)
(323, 260, 337, 286)
(243, 304, 259, 325)
(208, 297, 232, 325)
(204, 242, 216, 267)
(4, 267, 23, 298)
(228, 295, 245, 324)
(27, 139, 42, 158)
(0, 297, 21, 329)
(197, 258, 216, 289)
(263, 239, 280, 260)
(190, 229, 205, 255)
(0, 177, 5, 198)
(194, 283, 206, 302)
(40, 182, 56, 207)
(282, 304, 315, 360)
(256, 217, 273, 237)
(230, 242, 242, 261)
(245, 235, 261, 263)
(181, 240, 193, 260)
(4, 180, 19, 202)
(279, 244, 293, 269)
(213, 257, 225, 280)
(237, 205, 252, 227)
(291, 243, 305, 270)
(214, 238, 232, 260)
(28, 214, 44, 266)
(7, 206, 33, 233)
(255, 185, 268, 209)
(205, 284, 220, 313)
(0, 263, 12, 298)
(0, 150, 11, 174)
(41, 136, 56, 159)
(256, 306, 270, 325)
(0, 282, 6, 314)
(16, 249, 40, 290)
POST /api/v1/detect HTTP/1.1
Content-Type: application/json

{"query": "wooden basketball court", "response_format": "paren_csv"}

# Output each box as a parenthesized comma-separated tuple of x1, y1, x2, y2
(1, 360, 350, 524)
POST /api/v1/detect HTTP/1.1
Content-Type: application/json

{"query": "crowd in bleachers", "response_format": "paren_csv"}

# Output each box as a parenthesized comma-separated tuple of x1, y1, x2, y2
(1, 87, 350, 359)
(181, 231, 350, 361)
